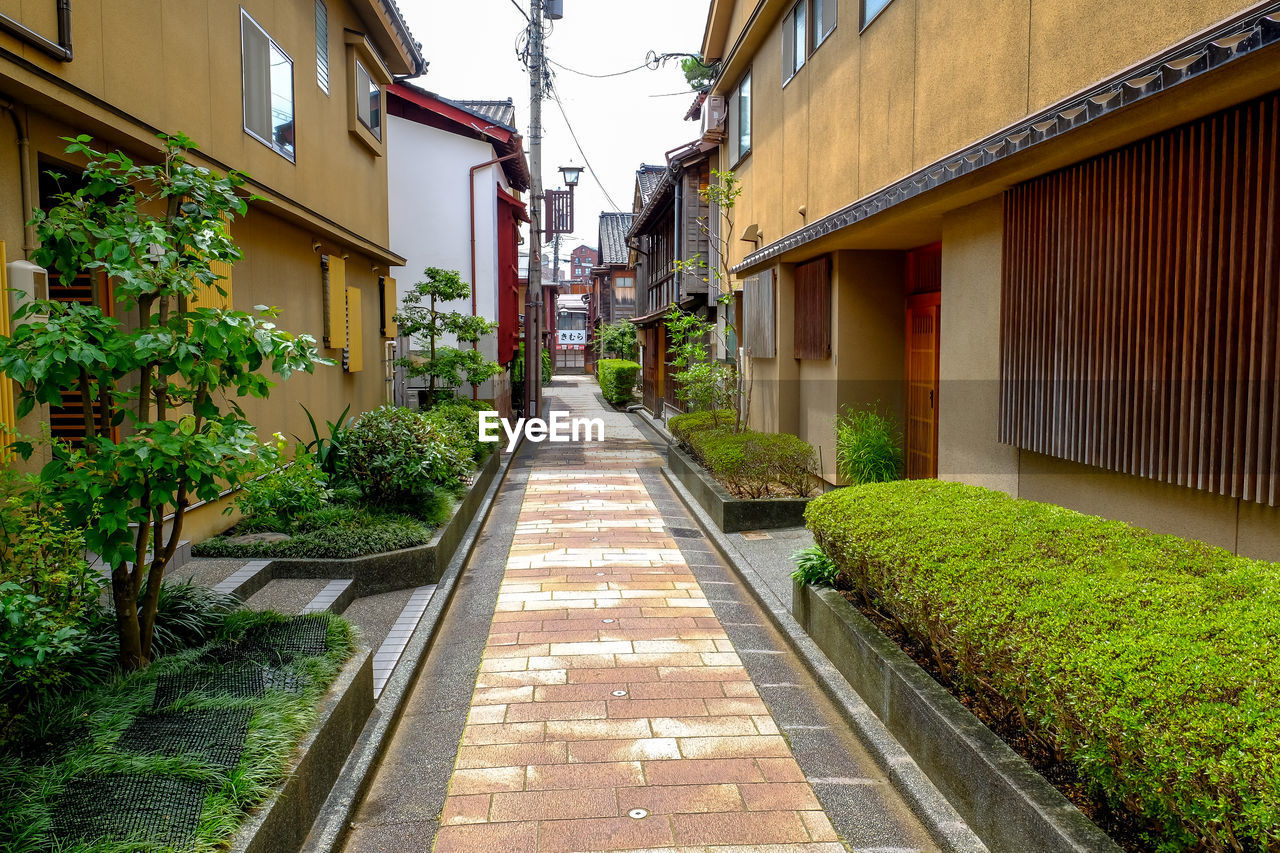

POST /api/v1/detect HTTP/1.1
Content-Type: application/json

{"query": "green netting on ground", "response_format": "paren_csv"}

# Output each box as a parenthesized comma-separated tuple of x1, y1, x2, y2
(239, 615, 331, 658)
(115, 708, 252, 769)
(50, 774, 207, 848)
(152, 666, 304, 709)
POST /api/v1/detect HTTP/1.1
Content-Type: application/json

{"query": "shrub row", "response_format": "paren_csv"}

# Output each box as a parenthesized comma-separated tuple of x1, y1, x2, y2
(669, 410, 815, 498)
(597, 359, 641, 404)
(805, 479, 1280, 850)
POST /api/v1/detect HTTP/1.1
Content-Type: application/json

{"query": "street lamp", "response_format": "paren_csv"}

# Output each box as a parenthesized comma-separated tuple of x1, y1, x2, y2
(559, 164, 582, 187)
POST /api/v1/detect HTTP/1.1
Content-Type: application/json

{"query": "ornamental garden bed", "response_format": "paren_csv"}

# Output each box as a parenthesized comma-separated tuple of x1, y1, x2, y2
(664, 410, 817, 532)
(0, 611, 371, 853)
(801, 479, 1280, 852)
(196, 448, 500, 596)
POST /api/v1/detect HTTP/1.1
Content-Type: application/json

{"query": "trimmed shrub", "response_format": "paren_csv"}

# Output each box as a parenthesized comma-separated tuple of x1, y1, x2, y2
(669, 412, 815, 499)
(597, 359, 641, 404)
(805, 479, 1280, 850)
(341, 405, 464, 504)
(235, 452, 332, 528)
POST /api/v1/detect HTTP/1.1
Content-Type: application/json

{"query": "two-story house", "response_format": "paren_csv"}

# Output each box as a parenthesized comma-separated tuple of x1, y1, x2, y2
(586, 211, 637, 374)
(629, 145, 718, 415)
(699, 0, 1280, 558)
(0, 0, 422, 538)
(565, 244, 597, 295)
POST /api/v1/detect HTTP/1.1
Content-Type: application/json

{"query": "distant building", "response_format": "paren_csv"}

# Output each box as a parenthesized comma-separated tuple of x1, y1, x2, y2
(586, 212, 637, 374)
(564, 244, 598, 294)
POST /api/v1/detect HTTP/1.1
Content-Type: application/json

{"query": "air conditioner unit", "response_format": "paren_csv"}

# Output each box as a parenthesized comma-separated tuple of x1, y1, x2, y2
(701, 95, 727, 142)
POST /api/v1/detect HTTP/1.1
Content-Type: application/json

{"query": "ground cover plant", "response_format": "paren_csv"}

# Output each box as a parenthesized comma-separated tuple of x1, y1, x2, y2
(196, 402, 490, 560)
(597, 358, 641, 404)
(835, 405, 903, 484)
(669, 409, 816, 498)
(0, 609, 354, 852)
(805, 479, 1280, 851)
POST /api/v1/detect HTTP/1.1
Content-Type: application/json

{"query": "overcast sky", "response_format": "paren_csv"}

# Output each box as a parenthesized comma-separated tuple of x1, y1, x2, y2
(396, 0, 711, 263)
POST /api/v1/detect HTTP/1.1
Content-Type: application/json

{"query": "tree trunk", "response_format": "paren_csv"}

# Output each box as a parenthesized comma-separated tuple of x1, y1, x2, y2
(112, 563, 146, 670)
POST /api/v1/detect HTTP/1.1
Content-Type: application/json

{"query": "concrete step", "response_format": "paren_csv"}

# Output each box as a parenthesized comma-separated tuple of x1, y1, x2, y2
(245, 579, 331, 614)
(371, 584, 437, 698)
(213, 559, 274, 600)
(300, 579, 357, 615)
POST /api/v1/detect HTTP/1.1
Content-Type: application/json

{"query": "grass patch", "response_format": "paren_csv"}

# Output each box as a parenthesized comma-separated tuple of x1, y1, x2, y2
(194, 491, 456, 560)
(0, 611, 354, 852)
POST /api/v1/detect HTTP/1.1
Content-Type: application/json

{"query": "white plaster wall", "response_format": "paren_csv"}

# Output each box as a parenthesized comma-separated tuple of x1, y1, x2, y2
(388, 113, 511, 400)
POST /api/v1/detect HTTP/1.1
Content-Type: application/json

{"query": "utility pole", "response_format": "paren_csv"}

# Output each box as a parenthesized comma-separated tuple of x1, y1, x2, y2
(523, 0, 545, 420)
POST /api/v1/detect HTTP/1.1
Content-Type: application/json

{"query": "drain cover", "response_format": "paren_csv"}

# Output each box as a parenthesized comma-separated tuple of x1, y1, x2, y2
(670, 527, 700, 538)
(602, 618, 616, 624)
(612, 690, 628, 697)
(628, 808, 649, 819)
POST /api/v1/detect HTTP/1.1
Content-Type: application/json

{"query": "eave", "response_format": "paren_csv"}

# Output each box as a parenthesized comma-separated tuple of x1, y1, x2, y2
(349, 0, 424, 76)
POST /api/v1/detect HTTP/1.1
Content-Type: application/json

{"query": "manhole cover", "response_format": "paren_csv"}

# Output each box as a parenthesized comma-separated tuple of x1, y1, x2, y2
(612, 690, 628, 697)
(670, 527, 700, 538)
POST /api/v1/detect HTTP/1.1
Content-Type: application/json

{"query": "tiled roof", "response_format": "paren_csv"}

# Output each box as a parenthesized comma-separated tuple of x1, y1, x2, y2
(636, 165, 666, 207)
(598, 213, 635, 265)
(457, 99, 517, 132)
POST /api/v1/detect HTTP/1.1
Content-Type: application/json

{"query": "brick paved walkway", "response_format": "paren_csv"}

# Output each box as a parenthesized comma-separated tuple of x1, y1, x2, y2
(432, 382, 844, 852)
(343, 377, 944, 853)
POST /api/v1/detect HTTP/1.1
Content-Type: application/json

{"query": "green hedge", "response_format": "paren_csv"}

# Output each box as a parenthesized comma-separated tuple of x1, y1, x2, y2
(669, 410, 815, 498)
(805, 479, 1280, 849)
(597, 359, 641, 404)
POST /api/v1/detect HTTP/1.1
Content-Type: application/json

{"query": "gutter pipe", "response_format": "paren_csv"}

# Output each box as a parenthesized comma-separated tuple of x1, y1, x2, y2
(0, 98, 35, 258)
(0, 0, 72, 62)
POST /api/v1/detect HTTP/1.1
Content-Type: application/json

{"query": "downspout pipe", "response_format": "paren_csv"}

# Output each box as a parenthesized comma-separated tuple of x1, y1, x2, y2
(469, 151, 524, 399)
(0, 98, 36, 258)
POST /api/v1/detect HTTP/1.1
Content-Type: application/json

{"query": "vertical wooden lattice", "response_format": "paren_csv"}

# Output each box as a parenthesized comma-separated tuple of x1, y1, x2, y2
(793, 256, 832, 360)
(1000, 92, 1280, 505)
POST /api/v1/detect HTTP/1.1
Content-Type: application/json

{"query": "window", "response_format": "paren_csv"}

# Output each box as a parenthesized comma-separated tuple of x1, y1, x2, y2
(862, 0, 891, 28)
(315, 0, 329, 94)
(793, 256, 831, 360)
(813, 0, 837, 46)
(783, 0, 806, 84)
(728, 71, 752, 164)
(354, 60, 381, 138)
(241, 10, 295, 161)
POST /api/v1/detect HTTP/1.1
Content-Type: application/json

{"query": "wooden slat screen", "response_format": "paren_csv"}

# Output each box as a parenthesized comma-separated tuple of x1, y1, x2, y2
(793, 256, 831, 360)
(1000, 91, 1280, 506)
(744, 269, 776, 358)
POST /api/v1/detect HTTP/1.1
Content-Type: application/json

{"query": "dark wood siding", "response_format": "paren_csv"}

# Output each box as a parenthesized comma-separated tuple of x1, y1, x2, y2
(1000, 91, 1280, 506)
(793, 256, 831, 360)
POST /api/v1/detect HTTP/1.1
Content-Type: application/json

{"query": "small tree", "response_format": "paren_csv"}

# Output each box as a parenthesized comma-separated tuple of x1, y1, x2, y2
(395, 268, 501, 404)
(594, 319, 637, 361)
(0, 135, 324, 671)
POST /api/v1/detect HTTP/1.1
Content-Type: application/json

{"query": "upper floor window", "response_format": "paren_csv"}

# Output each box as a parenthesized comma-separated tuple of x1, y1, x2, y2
(241, 10, 295, 162)
(355, 60, 381, 138)
(783, 0, 806, 84)
(862, 0, 891, 28)
(315, 0, 330, 94)
(728, 71, 752, 164)
(813, 0, 837, 46)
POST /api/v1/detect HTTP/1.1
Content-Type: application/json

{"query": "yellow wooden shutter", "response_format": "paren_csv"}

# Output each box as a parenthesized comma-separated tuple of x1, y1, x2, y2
(381, 275, 397, 338)
(192, 214, 233, 309)
(345, 286, 363, 372)
(0, 243, 15, 459)
(324, 254, 347, 350)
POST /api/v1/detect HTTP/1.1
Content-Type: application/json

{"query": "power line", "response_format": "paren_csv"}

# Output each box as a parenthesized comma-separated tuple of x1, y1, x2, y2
(507, 0, 529, 22)
(546, 50, 701, 79)
(547, 83, 624, 213)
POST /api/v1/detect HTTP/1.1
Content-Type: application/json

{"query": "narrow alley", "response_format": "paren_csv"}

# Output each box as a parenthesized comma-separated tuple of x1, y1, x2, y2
(340, 376, 945, 852)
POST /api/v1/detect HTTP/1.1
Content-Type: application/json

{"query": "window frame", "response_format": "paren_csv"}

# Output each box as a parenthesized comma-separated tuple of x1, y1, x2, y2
(861, 0, 892, 30)
(240, 8, 296, 162)
(344, 31, 391, 155)
(782, 0, 806, 86)
(813, 0, 837, 48)
(728, 70, 752, 166)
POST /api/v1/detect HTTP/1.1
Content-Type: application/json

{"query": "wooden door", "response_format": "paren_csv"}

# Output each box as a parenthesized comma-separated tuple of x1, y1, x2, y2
(642, 326, 659, 413)
(905, 292, 940, 479)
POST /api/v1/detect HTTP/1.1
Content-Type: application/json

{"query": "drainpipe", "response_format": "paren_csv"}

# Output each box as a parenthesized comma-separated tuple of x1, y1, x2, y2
(469, 151, 524, 400)
(0, 0, 73, 62)
(0, 98, 36, 259)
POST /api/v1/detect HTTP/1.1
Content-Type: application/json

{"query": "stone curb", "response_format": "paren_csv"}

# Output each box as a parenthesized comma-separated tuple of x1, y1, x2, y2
(794, 583, 1122, 853)
(660, 465, 987, 853)
(298, 438, 523, 853)
(667, 442, 812, 532)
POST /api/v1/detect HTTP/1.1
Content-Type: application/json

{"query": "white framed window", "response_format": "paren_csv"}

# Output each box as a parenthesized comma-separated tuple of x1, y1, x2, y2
(783, 0, 806, 84)
(355, 59, 381, 139)
(728, 71, 752, 164)
(316, 0, 329, 94)
(241, 10, 295, 161)
(862, 0, 891, 29)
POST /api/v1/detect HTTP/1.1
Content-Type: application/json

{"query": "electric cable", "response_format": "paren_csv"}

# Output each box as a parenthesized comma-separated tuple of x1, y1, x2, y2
(547, 82, 625, 213)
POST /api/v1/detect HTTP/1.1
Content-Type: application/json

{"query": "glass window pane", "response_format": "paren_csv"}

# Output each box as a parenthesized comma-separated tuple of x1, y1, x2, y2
(738, 73, 751, 155)
(356, 62, 372, 127)
(269, 42, 294, 159)
(242, 14, 271, 142)
(368, 74, 381, 139)
(794, 1, 806, 70)
(863, 0, 891, 26)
